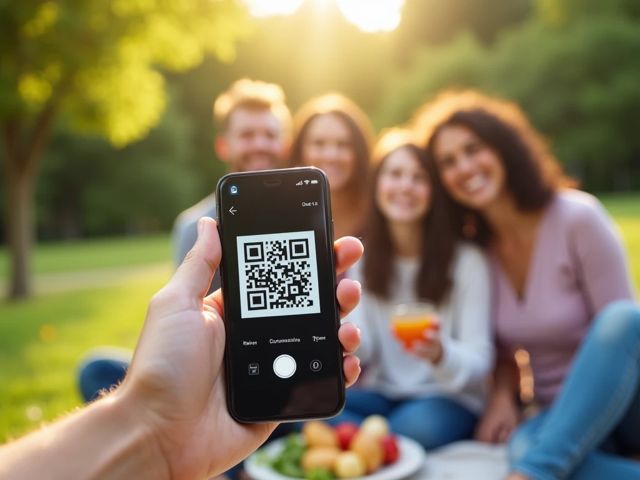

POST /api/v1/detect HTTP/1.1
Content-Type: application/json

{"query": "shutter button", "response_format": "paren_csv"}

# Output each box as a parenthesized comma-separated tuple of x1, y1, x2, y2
(273, 354, 296, 379)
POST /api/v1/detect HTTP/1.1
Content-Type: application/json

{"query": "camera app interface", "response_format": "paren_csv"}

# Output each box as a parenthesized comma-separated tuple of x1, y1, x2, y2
(218, 170, 342, 420)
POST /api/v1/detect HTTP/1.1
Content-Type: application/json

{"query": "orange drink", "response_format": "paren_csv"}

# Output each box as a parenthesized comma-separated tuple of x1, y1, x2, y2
(391, 303, 439, 349)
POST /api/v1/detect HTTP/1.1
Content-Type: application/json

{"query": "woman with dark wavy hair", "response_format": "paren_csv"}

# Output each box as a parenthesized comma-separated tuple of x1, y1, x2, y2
(340, 128, 493, 450)
(417, 90, 639, 479)
(289, 93, 372, 239)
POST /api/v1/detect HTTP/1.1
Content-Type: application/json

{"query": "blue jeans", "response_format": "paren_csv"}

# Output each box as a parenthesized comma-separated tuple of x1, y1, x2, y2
(508, 300, 640, 479)
(77, 350, 129, 402)
(330, 389, 477, 450)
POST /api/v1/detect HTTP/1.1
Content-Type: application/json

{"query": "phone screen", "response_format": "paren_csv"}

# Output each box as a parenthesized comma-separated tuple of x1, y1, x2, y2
(216, 167, 344, 422)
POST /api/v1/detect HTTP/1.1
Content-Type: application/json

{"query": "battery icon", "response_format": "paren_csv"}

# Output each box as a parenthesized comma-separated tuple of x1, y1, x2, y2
(310, 180, 319, 184)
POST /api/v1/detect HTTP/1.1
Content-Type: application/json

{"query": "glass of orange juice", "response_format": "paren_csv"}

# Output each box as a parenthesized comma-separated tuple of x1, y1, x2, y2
(391, 302, 439, 349)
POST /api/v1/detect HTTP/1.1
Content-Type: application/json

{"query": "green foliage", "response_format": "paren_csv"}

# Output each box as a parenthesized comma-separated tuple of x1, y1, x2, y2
(36, 94, 200, 237)
(491, 18, 640, 189)
(374, 16, 640, 190)
(536, 0, 640, 26)
(0, 0, 250, 146)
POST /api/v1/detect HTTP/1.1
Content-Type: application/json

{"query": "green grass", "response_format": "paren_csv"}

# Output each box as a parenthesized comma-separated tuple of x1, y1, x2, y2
(0, 271, 169, 441)
(602, 194, 640, 291)
(0, 233, 170, 277)
(0, 193, 638, 442)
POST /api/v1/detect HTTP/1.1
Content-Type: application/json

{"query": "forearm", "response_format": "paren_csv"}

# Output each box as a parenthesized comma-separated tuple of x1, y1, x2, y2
(491, 358, 520, 402)
(0, 390, 169, 480)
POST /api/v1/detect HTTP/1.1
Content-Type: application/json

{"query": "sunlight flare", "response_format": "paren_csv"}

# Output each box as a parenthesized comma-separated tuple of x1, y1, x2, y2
(336, 0, 404, 33)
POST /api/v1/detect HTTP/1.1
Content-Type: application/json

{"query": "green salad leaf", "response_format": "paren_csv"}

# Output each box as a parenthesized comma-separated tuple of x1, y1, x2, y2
(271, 434, 307, 478)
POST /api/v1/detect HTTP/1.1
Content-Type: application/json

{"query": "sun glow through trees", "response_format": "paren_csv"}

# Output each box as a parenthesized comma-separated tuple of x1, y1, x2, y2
(243, 0, 405, 33)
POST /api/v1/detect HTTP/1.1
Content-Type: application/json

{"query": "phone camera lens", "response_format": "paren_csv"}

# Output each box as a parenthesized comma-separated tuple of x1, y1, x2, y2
(230, 185, 239, 195)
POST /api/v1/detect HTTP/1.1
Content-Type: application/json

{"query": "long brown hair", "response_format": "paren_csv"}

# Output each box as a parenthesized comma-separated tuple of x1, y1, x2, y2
(289, 93, 373, 201)
(415, 90, 575, 245)
(363, 129, 457, 305)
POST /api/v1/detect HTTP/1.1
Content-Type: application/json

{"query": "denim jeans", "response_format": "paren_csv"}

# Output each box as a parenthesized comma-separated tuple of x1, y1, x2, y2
(77, 350, 130, 402)
(508, 300, 640, 479)
(330, 389, 478, 451)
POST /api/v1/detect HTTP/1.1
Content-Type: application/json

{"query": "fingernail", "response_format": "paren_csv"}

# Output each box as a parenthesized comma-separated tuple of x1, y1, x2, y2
(197, 218, 205, 238)
(353, 280, 362, 293)
(356, 327, 361, 337)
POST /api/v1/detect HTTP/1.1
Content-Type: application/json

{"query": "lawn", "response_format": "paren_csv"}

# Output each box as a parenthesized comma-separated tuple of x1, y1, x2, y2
(0, 273, 169, 440)
(0, 233, 171, 277)
(0, 194, 638, 442)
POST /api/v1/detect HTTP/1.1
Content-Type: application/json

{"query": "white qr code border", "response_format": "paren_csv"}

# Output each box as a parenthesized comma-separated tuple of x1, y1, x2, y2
(237, 230, 320, 319)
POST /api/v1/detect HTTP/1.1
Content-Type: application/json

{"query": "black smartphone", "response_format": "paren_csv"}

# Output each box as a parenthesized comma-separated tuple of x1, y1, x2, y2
(216, 167, 345, 423)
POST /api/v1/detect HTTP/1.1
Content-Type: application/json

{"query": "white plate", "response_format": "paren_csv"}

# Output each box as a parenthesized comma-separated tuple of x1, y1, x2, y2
(245, 435, 425, 480)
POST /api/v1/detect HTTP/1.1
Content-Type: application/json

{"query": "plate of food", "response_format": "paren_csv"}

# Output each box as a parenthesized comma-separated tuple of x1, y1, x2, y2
(245, 416, 426, 480)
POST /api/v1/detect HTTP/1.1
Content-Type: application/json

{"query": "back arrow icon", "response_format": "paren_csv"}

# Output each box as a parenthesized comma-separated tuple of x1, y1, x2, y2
(229, 206, 237, 215)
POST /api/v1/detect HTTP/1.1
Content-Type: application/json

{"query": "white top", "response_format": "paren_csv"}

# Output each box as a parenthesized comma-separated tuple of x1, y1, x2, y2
(345, 244, 494, 414)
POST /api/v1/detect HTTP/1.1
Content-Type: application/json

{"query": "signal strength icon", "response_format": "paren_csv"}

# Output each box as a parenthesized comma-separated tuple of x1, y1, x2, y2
(304, 180, 310, 185)
(296, 180, 303, 186)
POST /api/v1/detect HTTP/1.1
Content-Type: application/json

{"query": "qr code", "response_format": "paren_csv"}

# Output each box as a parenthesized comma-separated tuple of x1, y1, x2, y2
(237, 231, 320, 318)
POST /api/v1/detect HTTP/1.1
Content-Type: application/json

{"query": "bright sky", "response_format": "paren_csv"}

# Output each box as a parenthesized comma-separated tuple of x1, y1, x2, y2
(242, 0, 405, 33)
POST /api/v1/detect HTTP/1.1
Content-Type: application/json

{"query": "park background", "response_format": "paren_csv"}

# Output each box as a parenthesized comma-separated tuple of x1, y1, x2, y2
(1, 0, 639, 440)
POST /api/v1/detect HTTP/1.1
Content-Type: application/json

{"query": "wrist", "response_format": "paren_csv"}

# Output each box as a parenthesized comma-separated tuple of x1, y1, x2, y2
(108, 387, 171, 480)
(431, 342, 444, 365)
(490, 388, 519, 408)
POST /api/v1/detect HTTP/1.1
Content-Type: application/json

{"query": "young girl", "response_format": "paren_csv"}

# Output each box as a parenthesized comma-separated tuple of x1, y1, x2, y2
(342, 129, 494, 450)
(289, 93, 373, 238)
(418, 90, 640, 479)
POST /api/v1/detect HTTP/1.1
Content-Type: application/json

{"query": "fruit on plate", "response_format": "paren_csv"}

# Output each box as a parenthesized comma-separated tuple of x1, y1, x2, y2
(270, 416, 397, 478)
(303, 421, 339, 448)
(350, 431, 383, 473)
(302, 446, 341, 472)
(334, 451, 367, 478)
(359, 415, 389, 440)
(335, 422, 359, 450)
(381, 434, 400, 464)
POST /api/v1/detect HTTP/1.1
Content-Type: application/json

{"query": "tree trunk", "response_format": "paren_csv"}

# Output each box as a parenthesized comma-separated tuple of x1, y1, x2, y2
(4, 158, 35, 299)
(2, 104, 56, 300)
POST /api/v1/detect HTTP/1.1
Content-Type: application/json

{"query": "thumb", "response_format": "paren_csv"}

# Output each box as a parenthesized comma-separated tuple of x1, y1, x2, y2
(169, 217, 221, 303)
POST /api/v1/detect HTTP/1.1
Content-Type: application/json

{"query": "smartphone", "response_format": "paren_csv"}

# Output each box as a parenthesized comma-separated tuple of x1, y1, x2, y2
(216, 167, 344, 422)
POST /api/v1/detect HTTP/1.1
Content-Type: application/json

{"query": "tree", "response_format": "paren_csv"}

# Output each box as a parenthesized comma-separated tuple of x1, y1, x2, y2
(0, 0, 250, 299)
(37, 92, 198, 239)
(373, 16, 640, 191)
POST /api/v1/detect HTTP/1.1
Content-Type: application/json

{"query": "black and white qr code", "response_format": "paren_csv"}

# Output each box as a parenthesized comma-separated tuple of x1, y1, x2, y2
(237, 230, 320, 318)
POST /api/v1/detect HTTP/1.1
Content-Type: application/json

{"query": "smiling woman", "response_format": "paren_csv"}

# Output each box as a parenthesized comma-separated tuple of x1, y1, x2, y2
(243, 0, 405, 33)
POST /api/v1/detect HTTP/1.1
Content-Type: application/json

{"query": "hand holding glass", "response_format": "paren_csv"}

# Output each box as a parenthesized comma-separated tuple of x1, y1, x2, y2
(391, 302, 440, 349)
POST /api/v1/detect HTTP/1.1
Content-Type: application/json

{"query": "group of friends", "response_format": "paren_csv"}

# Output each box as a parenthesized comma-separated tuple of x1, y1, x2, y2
(2, 78, 640, 480)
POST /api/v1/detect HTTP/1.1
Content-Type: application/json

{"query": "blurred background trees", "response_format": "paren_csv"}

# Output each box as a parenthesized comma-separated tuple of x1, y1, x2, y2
(0, 0, 249, 297)
(2, 0, 639, 298)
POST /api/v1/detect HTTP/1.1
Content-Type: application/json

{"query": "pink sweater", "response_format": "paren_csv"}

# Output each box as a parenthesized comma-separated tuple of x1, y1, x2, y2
(492, 190, 635, 406)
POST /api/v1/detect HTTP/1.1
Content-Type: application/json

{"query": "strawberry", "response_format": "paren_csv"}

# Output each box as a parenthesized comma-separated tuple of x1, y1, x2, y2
(380, 434, 399, 464)
(334, 422, 359, 450)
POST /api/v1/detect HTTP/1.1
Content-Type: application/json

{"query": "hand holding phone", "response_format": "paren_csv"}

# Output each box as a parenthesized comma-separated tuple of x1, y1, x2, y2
(217, 167, 350, 422)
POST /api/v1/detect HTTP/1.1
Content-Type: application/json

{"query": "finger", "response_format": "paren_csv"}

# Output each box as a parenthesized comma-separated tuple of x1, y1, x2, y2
(169, 217, 221, 303)
(476, 423, 496, 444)
(338, 322, 360, 354)
(497, 424, 513, 444)
(337, 279, 361, 318)
(343, 355, 361, 388)
(334, 237, 363, 275)
(208, 288, 224, 317)
(423, 329, 439, 340)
